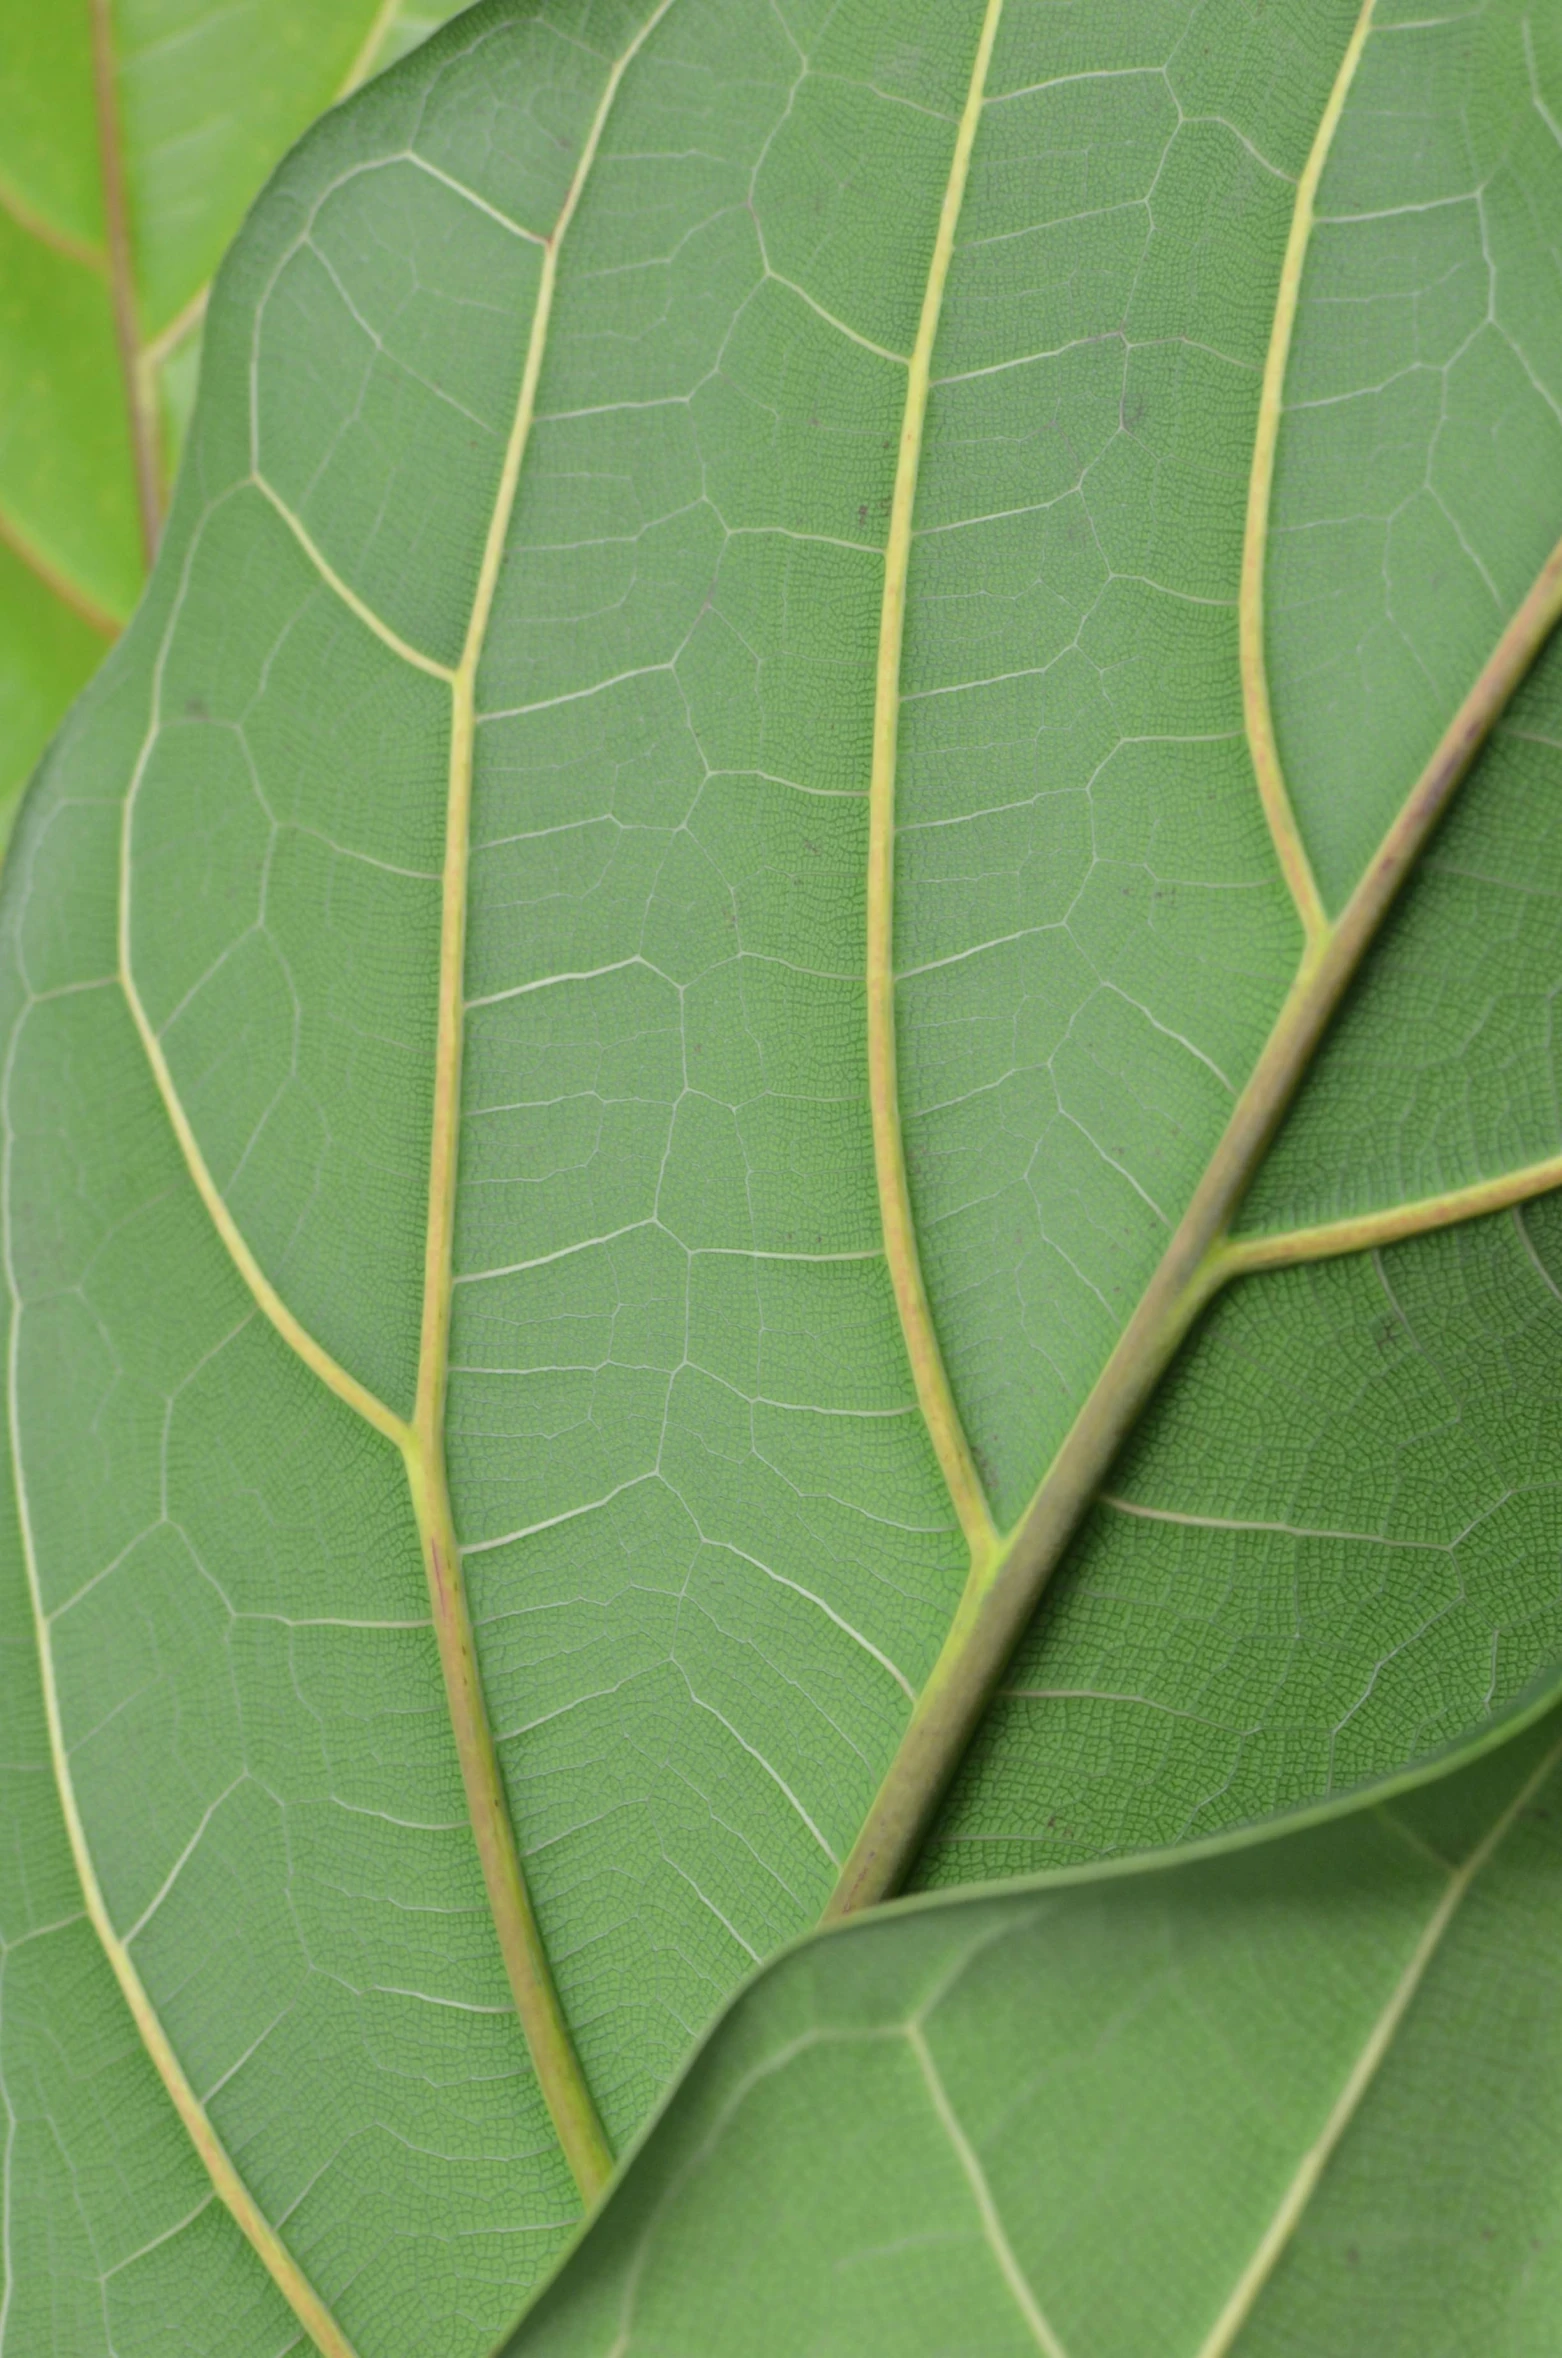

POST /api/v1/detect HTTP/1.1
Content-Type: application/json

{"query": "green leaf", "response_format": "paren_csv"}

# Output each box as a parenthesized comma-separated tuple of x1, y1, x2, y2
(6, 0, 1562, 2351)
(0, 0, 465, 830)
(505, 1711, 1562, 2358)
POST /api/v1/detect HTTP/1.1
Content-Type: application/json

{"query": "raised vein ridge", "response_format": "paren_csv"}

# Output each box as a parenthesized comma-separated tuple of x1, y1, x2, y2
(398, 0, 686, 2205)
(1191, 1730, 1562, 2355)
(1238, 0, 1375, 953)
(907, 2017, 1070, 2356)
(1218, 1148, 1562, 1276)
(78, 2, 684, 2321)
(866, 0, 1007, 1563)
(828, 0, 1562, 1917)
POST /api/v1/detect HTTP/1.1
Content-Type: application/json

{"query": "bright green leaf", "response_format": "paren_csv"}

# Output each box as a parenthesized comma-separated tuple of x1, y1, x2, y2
(507, 1712, 1562, 2358)
(0, 0, 466, 828)
(6, 0, 1562, 2352)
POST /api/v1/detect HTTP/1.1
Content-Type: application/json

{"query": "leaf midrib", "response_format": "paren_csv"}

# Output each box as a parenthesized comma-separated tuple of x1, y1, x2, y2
(399, 0, 688, 2199)
(22, 5, 1562, 2349)
(827, 0, 1562, 1915)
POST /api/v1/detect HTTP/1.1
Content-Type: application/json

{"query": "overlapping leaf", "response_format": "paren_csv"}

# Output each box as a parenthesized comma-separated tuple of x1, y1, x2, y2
(5, 1, 1562, 2352)
(509, 1713, 1562, 2357)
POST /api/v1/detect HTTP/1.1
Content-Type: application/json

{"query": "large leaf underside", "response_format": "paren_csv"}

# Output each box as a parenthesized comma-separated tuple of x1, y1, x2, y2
(5, 0, 1562, 2351)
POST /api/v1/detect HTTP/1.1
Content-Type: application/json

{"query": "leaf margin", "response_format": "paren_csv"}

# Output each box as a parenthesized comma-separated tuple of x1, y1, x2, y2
(494, 1670, 1562, 2354)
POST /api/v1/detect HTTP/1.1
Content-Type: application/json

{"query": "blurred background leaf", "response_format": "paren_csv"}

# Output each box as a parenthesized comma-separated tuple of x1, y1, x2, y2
(0, 0, 465, 838)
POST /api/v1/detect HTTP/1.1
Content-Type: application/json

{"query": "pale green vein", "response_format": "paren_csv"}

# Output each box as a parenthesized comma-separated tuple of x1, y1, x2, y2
(252, 474, 457, 679)
(1217, 1147, 1562, 1279)
(864, 0, 1006, 1568)
(762, 269, 912, 365)
(1239, 0, 1374, 953)
(829, 0, 1562, 1918)
(1192, 1730, 1562, 2355)
(400, 0, 682, 2206)
(341, 0, 408, 89)
(905, 2017, 1071, 2358)
(0, 1039, 362, 2358)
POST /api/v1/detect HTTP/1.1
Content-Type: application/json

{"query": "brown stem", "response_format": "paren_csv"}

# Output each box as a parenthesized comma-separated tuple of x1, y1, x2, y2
(89, 0, 161, 565)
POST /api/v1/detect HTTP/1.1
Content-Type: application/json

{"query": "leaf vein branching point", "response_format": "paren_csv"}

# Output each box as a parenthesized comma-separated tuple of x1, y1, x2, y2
(253, 475, 458, 679)
(1217, 1149, 1562, 1280)
(401, 0, 685, 2210)
(140, 283, 211, 375)
(1, 1055, 363, 2358)
(1191, 1733, 1562, 2357)
(831, 479, 1562, 1913)
(866, 0, 1006, 1565)
(1239, 0, 1375, 950)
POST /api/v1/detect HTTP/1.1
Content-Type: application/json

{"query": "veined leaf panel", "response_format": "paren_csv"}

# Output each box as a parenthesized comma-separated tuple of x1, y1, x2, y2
(3, 0, 987, 2341)
(506, 1719, 1562, 2357)
(899, 0, 1562, 1876)
(1265, 0, 1562, 909)
(925, 1196, 1562, 1881)
(450, 0, 977, 2125)
(10, 0, 1562, 2349)
(893, 0, 1358, 1526)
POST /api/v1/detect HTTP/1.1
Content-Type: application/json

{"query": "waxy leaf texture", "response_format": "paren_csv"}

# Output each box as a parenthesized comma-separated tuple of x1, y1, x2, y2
(6, 0, 1562, 2351)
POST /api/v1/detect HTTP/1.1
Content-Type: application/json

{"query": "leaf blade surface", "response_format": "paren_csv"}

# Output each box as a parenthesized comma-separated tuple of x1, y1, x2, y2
(8, 0, 1562, 2349)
